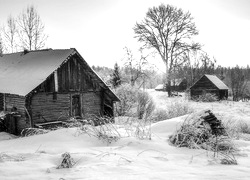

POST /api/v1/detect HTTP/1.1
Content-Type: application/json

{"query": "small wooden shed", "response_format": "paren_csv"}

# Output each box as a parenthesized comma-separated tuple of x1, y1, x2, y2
(190, 74, 229, 100)
(155, 78, 187, 92)
(0, 48, 119, 134)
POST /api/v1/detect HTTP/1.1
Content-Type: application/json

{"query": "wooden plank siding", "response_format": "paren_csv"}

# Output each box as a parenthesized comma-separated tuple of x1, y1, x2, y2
(31, 92, 102, 124)
(82, 92, 101, 116)
(31, 93, 70, 124)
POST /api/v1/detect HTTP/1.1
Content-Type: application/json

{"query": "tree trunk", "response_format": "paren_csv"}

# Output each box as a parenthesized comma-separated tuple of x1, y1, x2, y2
(165, 62, 171, 97)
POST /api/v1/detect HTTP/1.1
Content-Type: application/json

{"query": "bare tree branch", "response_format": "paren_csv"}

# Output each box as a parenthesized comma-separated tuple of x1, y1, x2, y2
(2, 15, 17, 53)
(17, 5, 47, 50)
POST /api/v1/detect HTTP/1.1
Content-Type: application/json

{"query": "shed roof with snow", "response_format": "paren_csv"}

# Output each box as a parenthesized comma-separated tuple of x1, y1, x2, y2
(203, 75, 229, 90)
(0, 48, 119, 101)
(190, 74, 229, 90)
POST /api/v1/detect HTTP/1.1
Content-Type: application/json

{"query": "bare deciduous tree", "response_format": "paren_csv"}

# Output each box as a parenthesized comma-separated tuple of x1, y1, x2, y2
(230, 66, 247, 101)
(134, 4, 200, 96)
(123, 47, 150, 87)
(3, 15, 17, 53)
(17, 5, 47, 50)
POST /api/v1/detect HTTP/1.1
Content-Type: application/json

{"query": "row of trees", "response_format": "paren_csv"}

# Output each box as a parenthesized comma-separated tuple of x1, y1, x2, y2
(0, 5, 47, 54)
(94, 51, 249, 87)
(93, 46, 249, 101)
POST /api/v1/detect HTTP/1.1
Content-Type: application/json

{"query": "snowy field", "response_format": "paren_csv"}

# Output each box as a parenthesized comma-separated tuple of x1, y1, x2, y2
(148, 89, 250, 123)
(1, 90, 250, 180)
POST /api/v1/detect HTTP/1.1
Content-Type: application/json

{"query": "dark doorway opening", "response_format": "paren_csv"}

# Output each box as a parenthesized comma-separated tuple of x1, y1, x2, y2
(72, 95, 81, 117)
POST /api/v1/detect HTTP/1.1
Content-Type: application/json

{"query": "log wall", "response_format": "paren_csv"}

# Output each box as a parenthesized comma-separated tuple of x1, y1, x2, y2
(31, 93, 70, 124)
(82, 92, 101, 116)
(31, 91, 102, 124)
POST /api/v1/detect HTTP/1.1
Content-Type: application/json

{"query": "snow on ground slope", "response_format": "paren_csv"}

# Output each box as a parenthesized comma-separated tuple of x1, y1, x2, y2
(0, 132, 17, 141)
(1, 120, 250, 179)
(1, 90, 250, 180)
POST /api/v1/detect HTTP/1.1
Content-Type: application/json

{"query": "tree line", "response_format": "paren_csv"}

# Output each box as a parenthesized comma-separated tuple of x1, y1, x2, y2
(93, 49, 250, 102)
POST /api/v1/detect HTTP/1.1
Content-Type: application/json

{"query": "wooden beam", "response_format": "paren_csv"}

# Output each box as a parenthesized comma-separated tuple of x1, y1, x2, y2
(54, 70, 58, 92)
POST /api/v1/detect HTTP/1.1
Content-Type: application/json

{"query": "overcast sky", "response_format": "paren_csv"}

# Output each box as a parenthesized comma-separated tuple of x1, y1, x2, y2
(0, 0, 249, 71)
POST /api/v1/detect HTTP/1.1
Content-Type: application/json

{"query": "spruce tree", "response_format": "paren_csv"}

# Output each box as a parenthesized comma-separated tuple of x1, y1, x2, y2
(111, 62, 121, 88)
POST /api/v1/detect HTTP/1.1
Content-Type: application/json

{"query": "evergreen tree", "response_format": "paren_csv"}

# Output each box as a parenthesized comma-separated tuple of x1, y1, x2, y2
(111, 62, 121, 88)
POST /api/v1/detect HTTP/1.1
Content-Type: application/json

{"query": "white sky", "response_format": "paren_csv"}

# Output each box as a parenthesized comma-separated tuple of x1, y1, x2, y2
(0, 0, 250, 71)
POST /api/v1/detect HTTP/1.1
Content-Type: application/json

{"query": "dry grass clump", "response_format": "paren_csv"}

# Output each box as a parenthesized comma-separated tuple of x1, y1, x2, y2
(74, 116, 120, 145)
(115, 116, 152, 140)
(133, 118, 152, 140)
(21, 128, 50, 137)
(238, 121, 250, 134)
(194, 93, 218, 102)
(0, 153, 25, 162)
(219, 152, 237, 165)
(169, 110, 238, 165)
(223, 119, 250, 140)
(57, 152, 75, 169)
(137, 91, 155, 120)
(152, 100, 193, 122)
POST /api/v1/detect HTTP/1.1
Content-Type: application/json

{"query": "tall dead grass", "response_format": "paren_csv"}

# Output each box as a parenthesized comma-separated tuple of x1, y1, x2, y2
(151, 100, 193, 122)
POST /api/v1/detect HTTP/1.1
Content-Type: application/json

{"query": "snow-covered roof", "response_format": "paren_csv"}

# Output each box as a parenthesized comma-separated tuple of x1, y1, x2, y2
(0, 49, 74, 96)
(0, 49, 119, 101)
(204, 74, 229, 90)
(155, 84, 164, 90)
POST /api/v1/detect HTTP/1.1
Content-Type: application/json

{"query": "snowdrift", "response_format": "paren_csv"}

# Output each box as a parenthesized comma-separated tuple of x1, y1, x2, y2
(1, 115, 250, 180)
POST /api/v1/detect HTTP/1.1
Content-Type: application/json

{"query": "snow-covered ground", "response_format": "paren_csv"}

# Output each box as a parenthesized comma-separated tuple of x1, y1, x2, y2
(1, 90, 250, 180)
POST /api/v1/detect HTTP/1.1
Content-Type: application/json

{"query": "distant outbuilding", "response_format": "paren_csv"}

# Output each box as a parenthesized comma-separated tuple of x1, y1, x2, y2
(190, 74, 229, 100)
(155, 78, 187, 92)
(155, 84, 165, 91)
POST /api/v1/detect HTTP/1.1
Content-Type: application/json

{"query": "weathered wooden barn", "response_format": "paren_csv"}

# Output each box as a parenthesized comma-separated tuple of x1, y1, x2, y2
(190, 74, 229, 100)
(0, 48, 119, 134)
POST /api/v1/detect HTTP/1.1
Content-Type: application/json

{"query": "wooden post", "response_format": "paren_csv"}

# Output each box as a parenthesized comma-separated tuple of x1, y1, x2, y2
(100, 90, 105, 116)
(3, 93, 6, 111)
(80, 93, 83, 117)
(54, 70, 58, 92)
(69, 94, 72, 116)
